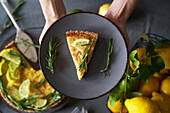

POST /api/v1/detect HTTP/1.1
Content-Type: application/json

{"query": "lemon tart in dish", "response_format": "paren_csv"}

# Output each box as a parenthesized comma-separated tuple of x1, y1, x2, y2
(0, 41, 65, 112)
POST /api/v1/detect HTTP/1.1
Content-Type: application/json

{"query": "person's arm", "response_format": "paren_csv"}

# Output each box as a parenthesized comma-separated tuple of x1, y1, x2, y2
(39, 0, 66, 43)
(105, 0, 140, 47)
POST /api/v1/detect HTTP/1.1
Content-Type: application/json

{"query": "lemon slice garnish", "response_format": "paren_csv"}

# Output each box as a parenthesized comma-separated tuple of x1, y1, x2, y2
(12, 68, 20, 80)
(0, 49, 21, 65)
(33, 98, 47, 108)
(0, 59, 8, 76)
(6, 70, 20, 87)
(72, 39, 90, 52)
(6, 70, 15, 83)
(9, 61, 19, 73)
(9, 62, 20, 80)
(19, 79, 30, 98)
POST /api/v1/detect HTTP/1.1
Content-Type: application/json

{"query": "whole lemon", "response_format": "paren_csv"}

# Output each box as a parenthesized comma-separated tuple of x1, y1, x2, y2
(125, 96, 160, 113)
(151, 92, 170, 113)
(98, 3, 110, 16)
(107, 99, 128, 113)
(137, 75, 159, 97)
(160, 76, 170, 96)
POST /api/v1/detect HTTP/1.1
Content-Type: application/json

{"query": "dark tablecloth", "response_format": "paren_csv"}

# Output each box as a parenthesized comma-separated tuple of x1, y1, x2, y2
(0, 0, 170, 113)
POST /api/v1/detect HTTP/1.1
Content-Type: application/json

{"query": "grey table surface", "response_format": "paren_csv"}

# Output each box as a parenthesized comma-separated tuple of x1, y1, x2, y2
(0, 0, 170, 113)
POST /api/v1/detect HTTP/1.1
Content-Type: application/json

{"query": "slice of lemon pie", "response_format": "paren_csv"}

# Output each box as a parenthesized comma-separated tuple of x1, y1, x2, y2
(66, 30, 98, 80)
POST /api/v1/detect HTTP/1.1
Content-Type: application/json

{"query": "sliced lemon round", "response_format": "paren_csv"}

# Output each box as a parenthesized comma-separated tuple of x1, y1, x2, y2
(6, 70, 16, 83)
(6, 78, 21, 88)
(0, 59, 8, 76)
(9, 61, 19, 73)
(0, 49, 21, 65)
(19, 79, 30, 98)
(33, 98, 47, 108)
(12, 68, 20, 80)
(6, 69, 20, 87)
(9, 62, 20, 80)
(72, 39, 90, 52)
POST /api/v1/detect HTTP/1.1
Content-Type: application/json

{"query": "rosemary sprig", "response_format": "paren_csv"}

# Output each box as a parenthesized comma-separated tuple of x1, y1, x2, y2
(8, 95, 24, 110)
(0, 0, 24, 34)
(35, 78, 46, 88)
(20, 95, 38, 106)
(40, 91, 62, 111)
(100, 39, 113, 74)
(81, 44, 91, 46)
(46, 37, 61, 73)
(79, 40, 93, 71)
(0, 16, 22, 34)
(45, 92, 54, 99)
(23, 91, 62, 111)
(17, 38, 40, 53)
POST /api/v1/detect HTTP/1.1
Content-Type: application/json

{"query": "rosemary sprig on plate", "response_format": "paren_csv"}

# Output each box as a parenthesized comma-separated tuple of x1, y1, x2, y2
(100, 39, 113, 75)
(79, 40, 93, 71)
(46, 37, 61, 73)
(18, 38, 40, 53)
(0, 0, 24, 34)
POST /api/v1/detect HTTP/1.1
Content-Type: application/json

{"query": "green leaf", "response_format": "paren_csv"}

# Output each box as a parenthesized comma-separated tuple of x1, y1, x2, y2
(139, 34, 149, 42)
(150, 51, 158, 56)
(109, 89, 122, 107)
(126, 92, 142, 99)
(120, 97, 126, 112)
(155, 40, 170, 49)
(146, 40, 154, 55)
(127, 77, 140, 92)
(148, 65, 155, 75)
(151, 56, 165, 73)
(129, 50, 140, 66)
(139, 64, 150, 82)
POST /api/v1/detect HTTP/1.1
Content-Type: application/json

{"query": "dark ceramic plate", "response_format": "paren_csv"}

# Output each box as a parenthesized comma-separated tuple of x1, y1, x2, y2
(39, 12, 128, 99)
(0, 28, 70, 113)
